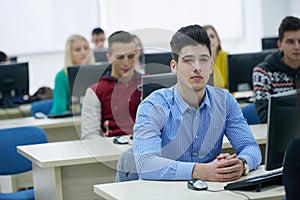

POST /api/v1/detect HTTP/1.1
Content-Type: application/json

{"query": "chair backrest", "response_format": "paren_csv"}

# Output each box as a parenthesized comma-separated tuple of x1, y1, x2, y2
(0, 126, 48, 175)
(241, 103, 260, 125)
(30, 99, 53, 116)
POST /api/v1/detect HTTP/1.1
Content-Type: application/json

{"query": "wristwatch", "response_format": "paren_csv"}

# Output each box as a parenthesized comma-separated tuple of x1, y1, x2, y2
(239, 157, 249, 176)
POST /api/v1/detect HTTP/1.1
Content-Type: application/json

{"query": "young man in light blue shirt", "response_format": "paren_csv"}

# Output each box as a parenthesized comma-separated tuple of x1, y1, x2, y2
(133, 25, 262, 182)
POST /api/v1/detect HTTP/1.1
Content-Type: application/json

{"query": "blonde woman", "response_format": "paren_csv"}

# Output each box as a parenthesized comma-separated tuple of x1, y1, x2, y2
(50, 34, 95, 114)
(204, 25, 228, 89)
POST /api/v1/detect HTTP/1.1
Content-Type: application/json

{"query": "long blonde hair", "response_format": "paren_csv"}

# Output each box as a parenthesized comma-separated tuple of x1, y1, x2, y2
(64, 34, 95, 68)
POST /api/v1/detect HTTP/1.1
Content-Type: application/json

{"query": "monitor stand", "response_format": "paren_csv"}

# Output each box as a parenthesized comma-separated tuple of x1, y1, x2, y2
(0, 90, 18, 108)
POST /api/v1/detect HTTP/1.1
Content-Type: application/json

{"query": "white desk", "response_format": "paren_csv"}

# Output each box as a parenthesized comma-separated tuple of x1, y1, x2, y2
(0, 116, 81, 193)
(94, 166, 285, 200)
(0, 104, 31, 119)
(17, 138, 130, 200)
(16, 124, 267, 200)
(0, 116, 81, 142)
(222, 124, 267, 149)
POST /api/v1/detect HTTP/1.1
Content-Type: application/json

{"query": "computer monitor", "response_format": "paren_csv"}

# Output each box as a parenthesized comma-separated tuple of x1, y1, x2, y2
(265, 89, 300, 171)
(144, 52, 172, 75)
(93, 49, 108, 63)
(141, 73, 177, 99)
(262, 37, 278, 50)
(227, 49, 277, 93)
(9, 56, 17, 62)
(67, 62, 109, 98)
(0, 62, 29, 108)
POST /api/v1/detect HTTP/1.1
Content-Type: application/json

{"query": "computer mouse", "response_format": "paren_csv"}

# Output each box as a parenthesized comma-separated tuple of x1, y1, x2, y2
(187, 179, 208, 190)
(34, 112, 47, 119)
(113, 136, 129, 145)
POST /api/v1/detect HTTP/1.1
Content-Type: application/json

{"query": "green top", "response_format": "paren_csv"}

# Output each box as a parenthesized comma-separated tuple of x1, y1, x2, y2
(49, 69, 70, 114)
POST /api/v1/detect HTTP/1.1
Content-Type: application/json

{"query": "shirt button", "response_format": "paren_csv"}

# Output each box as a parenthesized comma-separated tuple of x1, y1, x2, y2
(195, 135, 198, 139)
(192, 153, 198, 156)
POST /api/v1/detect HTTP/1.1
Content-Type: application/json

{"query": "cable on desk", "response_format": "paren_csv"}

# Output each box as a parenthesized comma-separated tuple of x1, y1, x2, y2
(229, 190, 250, 200)
(207, 189, 224, 192)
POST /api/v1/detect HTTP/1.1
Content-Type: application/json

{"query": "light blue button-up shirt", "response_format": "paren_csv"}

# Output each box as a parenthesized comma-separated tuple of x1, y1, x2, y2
(133, 85, 262, 180)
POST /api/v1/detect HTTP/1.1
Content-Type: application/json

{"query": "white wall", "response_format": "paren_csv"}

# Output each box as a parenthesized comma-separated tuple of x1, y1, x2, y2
(17, 52, 64, 94)
(1, 0, 299, 94)
(261, 0, 300, 37)
(0, 0, 100, 55)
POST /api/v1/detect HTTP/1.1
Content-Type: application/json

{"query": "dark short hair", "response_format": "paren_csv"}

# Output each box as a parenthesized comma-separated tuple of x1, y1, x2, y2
(92, 27, 105, 35)
(0, 51, 8, 62)
(108, 31, 135, 53)
(278, 16, 300, 41)
(170, 25, 211, 62)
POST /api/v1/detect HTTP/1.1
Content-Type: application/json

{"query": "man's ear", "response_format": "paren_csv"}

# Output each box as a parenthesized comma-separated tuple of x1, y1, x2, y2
(277, 40, 282, 51)
(170, 60, 177, 74)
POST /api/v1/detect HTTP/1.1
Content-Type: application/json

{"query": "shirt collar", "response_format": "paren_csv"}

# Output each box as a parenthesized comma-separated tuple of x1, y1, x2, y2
(173, 85, 211, 114)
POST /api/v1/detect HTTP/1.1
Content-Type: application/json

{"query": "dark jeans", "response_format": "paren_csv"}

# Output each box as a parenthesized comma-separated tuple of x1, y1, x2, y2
(115, 148, 139, 182)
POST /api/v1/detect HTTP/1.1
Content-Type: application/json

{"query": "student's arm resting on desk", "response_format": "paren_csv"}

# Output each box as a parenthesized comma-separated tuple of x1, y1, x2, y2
(81, 88, 102, 139)
(133, 89, 261, 181)
(224, 92, 262, 170)
(192, 92, 261, 182)
(133, 99, 195, 180)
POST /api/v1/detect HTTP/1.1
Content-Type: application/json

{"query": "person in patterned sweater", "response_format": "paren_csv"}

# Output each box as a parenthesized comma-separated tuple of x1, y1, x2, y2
(253, 16, 300, 123)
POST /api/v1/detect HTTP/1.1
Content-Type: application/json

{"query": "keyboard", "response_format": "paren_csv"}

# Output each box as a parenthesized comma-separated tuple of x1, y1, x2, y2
(224, 170, 283, 192)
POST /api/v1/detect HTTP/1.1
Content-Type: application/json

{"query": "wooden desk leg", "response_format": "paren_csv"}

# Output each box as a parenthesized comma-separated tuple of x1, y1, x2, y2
(32, 164, 63, 200)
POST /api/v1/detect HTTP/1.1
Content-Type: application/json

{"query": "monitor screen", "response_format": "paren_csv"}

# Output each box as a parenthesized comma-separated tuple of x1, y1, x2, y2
(67, 62, 110, 98)
(141, 73, 177, 99)
(93, 49, 108, 63)
(227, 49, 276, 93)
(265, 89, 300, 171)
(0, 62, 29, 108)
(9, 56, 17, 62)
(144, 52, 172, 75)
(262, 37, 278, 50)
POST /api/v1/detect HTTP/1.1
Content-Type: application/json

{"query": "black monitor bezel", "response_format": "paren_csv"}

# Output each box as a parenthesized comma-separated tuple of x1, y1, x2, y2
(67, 63, 109, 98)
(261, 37, 278, 50)
(144, 52, 172, 75)
(227, 50, 276, 93)
(141, 73, 177, 100)
(0, 62, 29, 107)
(265, 89, 300, 171)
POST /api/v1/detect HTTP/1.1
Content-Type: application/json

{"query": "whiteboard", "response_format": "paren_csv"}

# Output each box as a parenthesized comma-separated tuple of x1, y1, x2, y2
(0, 0, 99, 55)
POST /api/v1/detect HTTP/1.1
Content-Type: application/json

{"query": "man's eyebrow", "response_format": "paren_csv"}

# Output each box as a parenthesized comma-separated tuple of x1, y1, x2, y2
(181, 54, 209, 59)
(199, 53, 210, 58)
(181, 55, 195, 59)
(114, 52, 136, 57)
